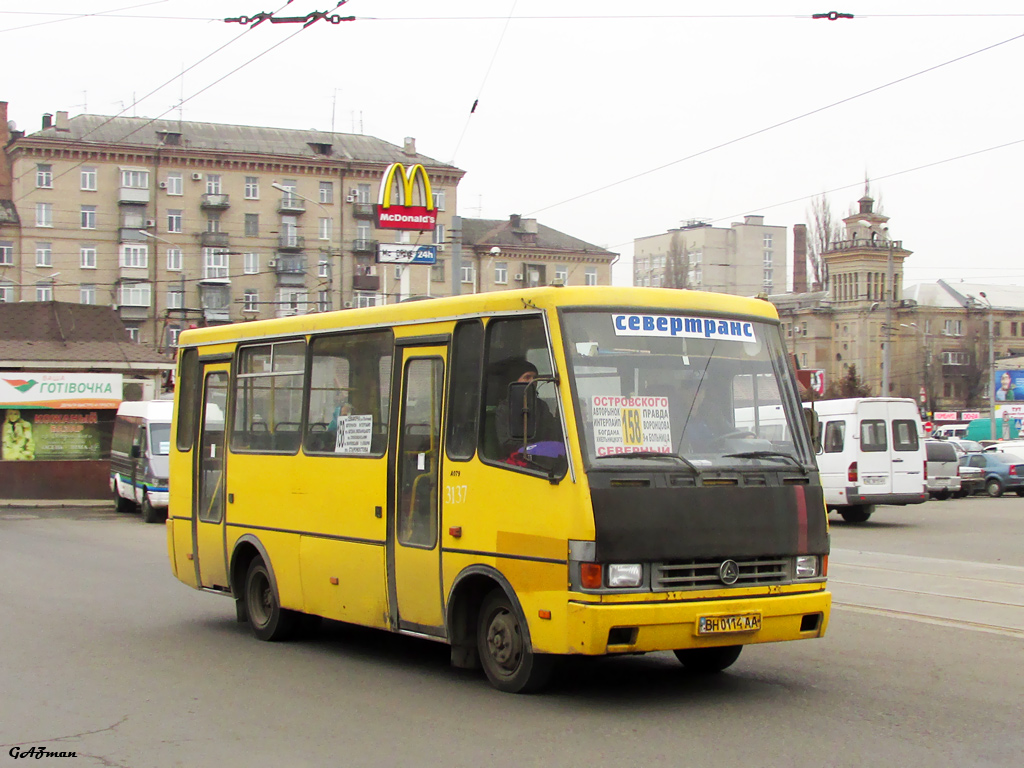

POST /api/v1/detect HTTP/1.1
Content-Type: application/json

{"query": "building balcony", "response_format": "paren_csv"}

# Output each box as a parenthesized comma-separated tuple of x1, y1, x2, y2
(272, 255, 307, 287)
(352, 238, 378, 254)
(118, 227, 149, 242)
(278, 235, 305, 251)
(118, 187, 150, 204)
(200, 193, 230, 210)
(353, 274, 380, 292)
(200, 231, 230, 248)
(352, 202, 376, 219)
(278, 196, 306, 214)
(117, 304, 151, 321)
(826, 239, 903, 253)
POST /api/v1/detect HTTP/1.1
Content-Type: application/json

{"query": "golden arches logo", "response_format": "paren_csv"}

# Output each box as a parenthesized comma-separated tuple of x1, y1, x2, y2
(378, 163, 434, 210)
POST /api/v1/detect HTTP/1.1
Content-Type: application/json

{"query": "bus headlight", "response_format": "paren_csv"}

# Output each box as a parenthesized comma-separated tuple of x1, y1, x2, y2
(607, 563, 642, 588)
(795, 556, 819, 579)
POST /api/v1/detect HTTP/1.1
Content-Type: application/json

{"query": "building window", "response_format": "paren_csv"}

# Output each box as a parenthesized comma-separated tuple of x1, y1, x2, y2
(36, 243, 52, 267)
(433, 223, 446, 246)
(206, 212, 221, 232)
(585, 267, 598, 286)
(244, 213, 259, 237)
(395, 230, 411, 244)
(763, 233, 773, 248)
(244, 252, 259, 274)
(941, 351, 970, 366)
(120, 244, 148, 269)
(206, 174, 222, 194)
(318, 290, 330, 312)
(121, 169, 149, 188)
(944, 319, 963, 337)
(0, 242, 13, 266)
(0, 282, 13, 302)
(278, 288, 308, 316)
(167, 326, 182, 348)
(763, 250, 773, 267)
(80, 245, 97, 269)
(318, 260, 329, 278)
(461, 264, 475, 284)
(125, 327, 140, 342)
(36, 164, 53, 188)
(431, 260, 445, 282)
(167, 248, 182, 271)
(354, 291, 378, 309)
(244, 176, 259, 199)
(81, 166, 97, 191)
(494, 261, 507, 284)
(432, 189, 446, 211)
(167, 209, 183, 233)
(555, 265, 568, 284)
(994, 322, 1002, 336)
(203, 248, 229, 279)
(36, 281, 53, 302)
(1012, 322, 1019, 337)
(80, 284, 96, 305)
(166, 172, 183, 196)
(167, 289, 184, 310)
(36, 203, 53, 227)
(80, 205, 97, 229)
(319, 181, 334, 204)
(120, 282, 151, 307)
(318, 217, 332, 240)
(243, 289, 259, 312)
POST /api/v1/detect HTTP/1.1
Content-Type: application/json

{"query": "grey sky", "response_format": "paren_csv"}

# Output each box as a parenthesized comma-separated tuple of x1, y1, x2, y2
(3, 0, 1022, 288)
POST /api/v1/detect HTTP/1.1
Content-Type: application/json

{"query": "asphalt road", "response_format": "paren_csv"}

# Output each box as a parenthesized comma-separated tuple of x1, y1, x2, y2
(0, 497, 1021, 768)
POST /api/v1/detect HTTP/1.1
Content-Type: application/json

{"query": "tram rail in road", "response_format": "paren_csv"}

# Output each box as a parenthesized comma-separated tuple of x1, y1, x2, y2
(828, 547, 1024, 638)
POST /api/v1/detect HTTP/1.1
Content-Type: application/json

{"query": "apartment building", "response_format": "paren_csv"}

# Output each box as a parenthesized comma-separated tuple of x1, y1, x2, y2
(0, 104, 464, 351)
(633, 215, 788, 296)
(459, 215, 616, 293)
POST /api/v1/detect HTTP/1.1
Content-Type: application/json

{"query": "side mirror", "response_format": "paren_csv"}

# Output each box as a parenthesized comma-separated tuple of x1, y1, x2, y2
(803, 407, 820, 451)
(507, 381, 538, 441)
(130, 444, 142, 459)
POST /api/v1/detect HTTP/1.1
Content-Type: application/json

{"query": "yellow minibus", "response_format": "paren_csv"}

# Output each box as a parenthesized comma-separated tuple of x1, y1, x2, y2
(167, 286, 830, 692)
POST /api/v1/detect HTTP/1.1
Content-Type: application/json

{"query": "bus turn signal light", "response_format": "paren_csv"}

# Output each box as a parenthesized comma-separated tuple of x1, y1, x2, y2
(581, 562, 602, 589)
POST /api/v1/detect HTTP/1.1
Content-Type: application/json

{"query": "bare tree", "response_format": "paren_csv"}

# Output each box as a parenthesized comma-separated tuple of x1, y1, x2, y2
(806, 193, 841, 291)
(663, 229, 688, 289)
(823, 364, 874, 399)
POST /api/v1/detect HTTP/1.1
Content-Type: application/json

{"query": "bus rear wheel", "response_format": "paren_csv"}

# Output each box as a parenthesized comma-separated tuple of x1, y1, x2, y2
(477, 590, 553, 693)
(840, 505, 873, 523)
(244, 558, 298, 642)
(674, 645, 743, 673)
(114, 485, 135, 514)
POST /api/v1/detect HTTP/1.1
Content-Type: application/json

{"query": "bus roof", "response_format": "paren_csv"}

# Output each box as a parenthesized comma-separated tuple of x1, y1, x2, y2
(177, 286, 780, 348)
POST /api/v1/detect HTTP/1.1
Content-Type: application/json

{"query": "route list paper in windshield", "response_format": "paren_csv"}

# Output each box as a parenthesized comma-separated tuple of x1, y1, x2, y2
(612, 313, 755, 341)
(591, 396, 672, 456)
(335, 415, 373, 454)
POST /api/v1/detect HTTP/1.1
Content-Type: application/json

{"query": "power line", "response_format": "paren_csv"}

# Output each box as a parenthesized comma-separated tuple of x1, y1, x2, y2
(525, 30, 1024, 219)
(0, 0, 170, 35)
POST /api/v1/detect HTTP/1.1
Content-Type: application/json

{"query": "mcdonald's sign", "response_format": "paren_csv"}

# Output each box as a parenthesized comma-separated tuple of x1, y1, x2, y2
(376, 162, 437, 231)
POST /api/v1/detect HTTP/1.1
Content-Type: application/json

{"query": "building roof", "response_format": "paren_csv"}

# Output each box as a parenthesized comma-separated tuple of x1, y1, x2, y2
(26, 114, 460, 171)
(462, 216, 617, 259)
(903, 280, 1024, 310)
(0, 302, 172, 369)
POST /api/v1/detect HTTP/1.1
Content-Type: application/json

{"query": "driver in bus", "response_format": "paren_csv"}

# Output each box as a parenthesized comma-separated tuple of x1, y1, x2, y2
(494, 358, 561, 461)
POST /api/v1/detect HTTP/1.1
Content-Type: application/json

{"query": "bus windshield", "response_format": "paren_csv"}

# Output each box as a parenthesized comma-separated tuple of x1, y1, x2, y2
(561, 309, 813, 469)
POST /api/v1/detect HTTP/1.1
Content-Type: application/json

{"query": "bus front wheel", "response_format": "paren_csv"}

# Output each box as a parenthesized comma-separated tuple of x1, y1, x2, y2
(244, 559, 298, 642)
(141, 493, 164, 524)
(674, 645, 743, 673)
(477, 590, 553, 694)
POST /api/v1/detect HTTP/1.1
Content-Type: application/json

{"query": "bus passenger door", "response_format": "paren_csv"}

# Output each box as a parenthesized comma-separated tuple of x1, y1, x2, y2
(388, 347, 446, 634)
(193, 364, 230, 590)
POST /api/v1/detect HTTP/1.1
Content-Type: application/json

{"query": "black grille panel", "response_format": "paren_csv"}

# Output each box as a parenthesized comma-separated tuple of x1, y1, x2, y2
(653, 557, 792, 591)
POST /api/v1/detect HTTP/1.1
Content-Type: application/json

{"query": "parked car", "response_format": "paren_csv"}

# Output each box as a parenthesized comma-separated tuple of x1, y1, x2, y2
(959, 451, 1024, 498)
(956, 456, 985, 497)
(983, 439, 1024, 455)
(925, 439, 961, 500)
(946, 438, 985, 457)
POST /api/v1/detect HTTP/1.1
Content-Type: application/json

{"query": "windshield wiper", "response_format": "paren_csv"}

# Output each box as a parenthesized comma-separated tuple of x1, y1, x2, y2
(596, 451, 703, 475)
(722, 450, 802, 468)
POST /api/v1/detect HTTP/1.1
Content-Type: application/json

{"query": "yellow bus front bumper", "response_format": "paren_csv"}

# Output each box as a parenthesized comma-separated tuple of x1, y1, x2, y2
(564, 589, 831, 655)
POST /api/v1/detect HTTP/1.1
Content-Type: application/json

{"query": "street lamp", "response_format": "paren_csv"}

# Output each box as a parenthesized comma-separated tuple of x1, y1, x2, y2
(979, 292, 996, 440)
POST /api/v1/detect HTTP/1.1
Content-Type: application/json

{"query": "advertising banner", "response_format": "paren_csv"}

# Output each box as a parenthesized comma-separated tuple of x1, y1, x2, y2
(1, 409, 104, 461)
(0, 373, 122, 409)
(995, 369, 1024, 402)
(377, 243, 438, 265)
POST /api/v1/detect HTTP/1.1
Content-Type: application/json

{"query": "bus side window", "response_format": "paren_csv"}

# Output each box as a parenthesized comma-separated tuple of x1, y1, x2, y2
(446, 320, 483, 461)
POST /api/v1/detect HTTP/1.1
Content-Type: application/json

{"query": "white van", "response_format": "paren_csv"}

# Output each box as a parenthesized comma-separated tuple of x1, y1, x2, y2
(110, 399, 174, 523)
(933, 423, 969, 439)
(807, 397, 928, 523)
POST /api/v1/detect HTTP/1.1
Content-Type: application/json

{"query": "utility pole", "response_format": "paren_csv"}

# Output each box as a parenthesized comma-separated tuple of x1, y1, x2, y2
(450, 215, 462, 297)
(980, 292, 995, 440)
(883, 237, 894, 396)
